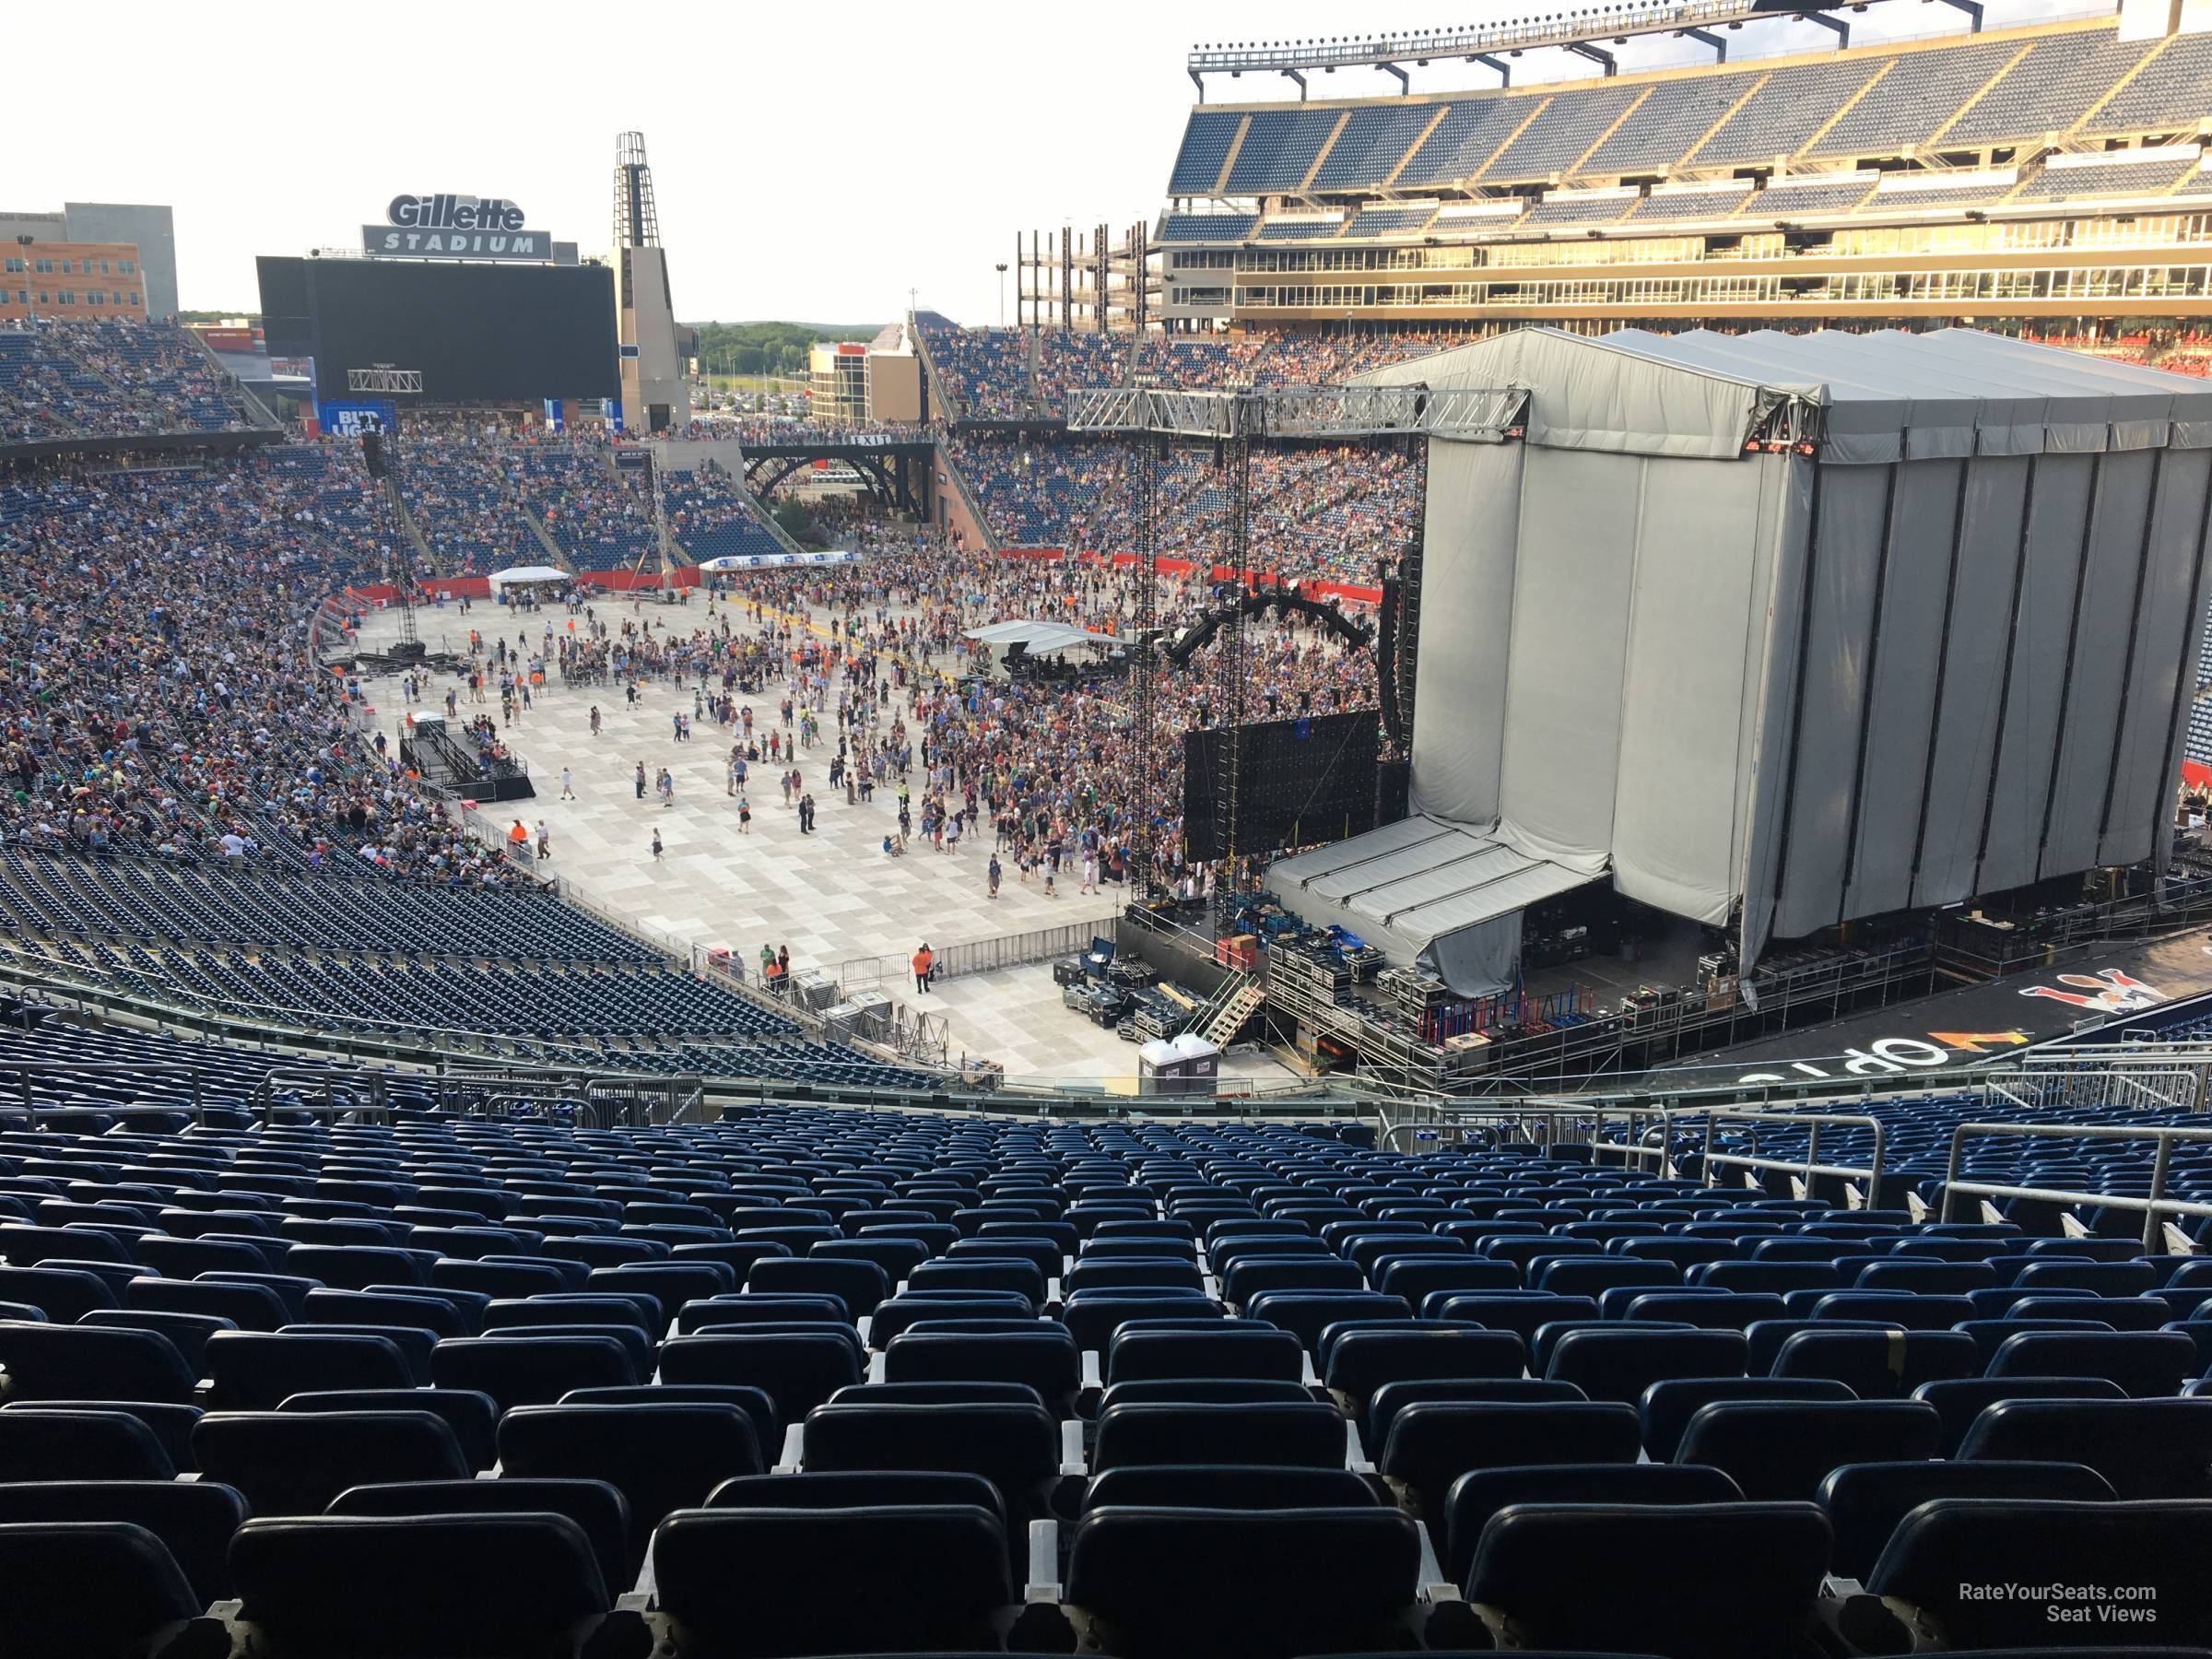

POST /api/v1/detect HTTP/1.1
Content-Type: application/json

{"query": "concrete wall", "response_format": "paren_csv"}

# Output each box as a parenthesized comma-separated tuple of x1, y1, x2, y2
(868, 354, 922, 423)
(617, 244, 690, 431)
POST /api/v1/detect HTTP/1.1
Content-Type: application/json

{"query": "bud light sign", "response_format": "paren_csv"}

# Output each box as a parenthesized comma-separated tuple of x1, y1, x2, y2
(318, 399, 398, 438)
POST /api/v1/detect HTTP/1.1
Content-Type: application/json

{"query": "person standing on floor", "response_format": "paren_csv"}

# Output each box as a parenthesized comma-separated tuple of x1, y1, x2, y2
(987, 853, 1002, 900)
(635, 762, 647, 800)
(536, 821, 552, 861)
(560, 767, 575, 801)
(912, 941, 935, 994)
(737, 795, 750, 833)
(651, 828, 664, 863)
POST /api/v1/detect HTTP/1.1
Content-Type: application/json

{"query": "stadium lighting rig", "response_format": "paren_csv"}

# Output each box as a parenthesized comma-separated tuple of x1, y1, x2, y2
(1065, 382, 1526, 902)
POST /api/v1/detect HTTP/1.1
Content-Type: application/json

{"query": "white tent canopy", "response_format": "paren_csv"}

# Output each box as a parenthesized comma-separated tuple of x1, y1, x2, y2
(485, 565, 570, 589)
(965, 620, 1112, 653)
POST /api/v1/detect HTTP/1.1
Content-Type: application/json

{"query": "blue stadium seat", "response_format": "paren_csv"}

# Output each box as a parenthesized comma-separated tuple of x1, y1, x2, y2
(1816, 1459, 2116, 1579)
(229, 1513, 612, 1656)
(1464, 1502, 1831, 1657)
(0, 1519, 206, 1659)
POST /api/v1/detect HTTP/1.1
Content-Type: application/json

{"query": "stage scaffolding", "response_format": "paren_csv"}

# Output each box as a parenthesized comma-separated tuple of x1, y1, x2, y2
(1063, 382, 1527, 902)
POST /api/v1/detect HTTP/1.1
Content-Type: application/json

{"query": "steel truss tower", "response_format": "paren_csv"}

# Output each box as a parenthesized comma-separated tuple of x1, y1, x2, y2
(1067, 382, 1526, 910)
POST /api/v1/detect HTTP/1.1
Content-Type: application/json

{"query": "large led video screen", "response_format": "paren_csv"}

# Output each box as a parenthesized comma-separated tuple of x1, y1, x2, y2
(255, 256, 618, 404)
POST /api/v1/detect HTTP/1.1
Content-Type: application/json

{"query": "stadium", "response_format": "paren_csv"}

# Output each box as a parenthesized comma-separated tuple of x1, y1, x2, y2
(3, 2, 2212, 1654)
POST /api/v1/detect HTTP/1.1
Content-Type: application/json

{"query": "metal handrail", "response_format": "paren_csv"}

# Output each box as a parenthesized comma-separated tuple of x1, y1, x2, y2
(1378, 1100, 1675, 1162)
(1937, 1119, 2212, 1250)
(1692, 1109, 1887, 1196)
(250, 1065, 391, 1126)
(4, 1060, 216, 1127)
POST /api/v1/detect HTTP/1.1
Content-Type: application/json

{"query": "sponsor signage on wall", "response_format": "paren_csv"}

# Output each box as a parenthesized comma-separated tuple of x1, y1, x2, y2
(317, 399, 398, 437)
(363, 194, 552, 262)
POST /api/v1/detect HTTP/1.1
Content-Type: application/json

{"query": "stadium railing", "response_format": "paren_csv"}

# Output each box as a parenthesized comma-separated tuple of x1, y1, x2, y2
(1938, 1118, 2212, 1250)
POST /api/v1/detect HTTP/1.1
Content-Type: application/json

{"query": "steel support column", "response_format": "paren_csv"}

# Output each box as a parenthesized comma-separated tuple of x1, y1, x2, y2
(1131, 437, 1164, 897)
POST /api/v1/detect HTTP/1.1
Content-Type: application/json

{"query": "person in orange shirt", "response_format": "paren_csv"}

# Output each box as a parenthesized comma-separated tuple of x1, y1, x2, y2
(506, 819, 529, 853)
(912, 943, 935, 994)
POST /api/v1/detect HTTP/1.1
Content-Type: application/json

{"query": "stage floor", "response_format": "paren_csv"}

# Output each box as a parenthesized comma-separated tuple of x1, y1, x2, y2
(1523, 912, 1713, 1009)
(347, 601, 1298, 1088)
(1668, 923, 2212, 1087)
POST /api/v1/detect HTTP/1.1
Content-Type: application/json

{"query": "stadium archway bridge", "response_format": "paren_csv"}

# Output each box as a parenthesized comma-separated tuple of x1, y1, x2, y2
(740, 437, 935, 514)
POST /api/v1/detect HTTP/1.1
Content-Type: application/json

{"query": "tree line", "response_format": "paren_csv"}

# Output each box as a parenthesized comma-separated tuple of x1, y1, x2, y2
(689, 321, 875, 377)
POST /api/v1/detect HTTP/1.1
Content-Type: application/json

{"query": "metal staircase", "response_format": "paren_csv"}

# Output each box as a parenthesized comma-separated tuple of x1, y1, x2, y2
(1199, 974, 1266, 1046)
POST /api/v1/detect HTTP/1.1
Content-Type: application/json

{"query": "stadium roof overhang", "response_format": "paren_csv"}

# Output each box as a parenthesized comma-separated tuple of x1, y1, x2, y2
(1183, 0, 1908, 97)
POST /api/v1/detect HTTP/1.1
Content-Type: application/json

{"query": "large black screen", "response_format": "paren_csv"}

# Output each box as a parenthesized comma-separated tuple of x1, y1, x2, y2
(1183, 710, 1380, 862)
(255, 257, 618, 404)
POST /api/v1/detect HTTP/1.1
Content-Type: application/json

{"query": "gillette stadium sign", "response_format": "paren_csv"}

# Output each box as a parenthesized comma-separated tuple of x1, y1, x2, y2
(363, 195, 550, 262)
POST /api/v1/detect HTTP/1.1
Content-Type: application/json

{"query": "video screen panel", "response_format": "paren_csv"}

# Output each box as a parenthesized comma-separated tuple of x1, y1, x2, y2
(1184, 710, 1380, 862)
(255, 256, 618, 403)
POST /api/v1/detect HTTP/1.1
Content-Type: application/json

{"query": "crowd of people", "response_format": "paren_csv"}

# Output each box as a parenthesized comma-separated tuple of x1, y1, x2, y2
(912, 317, 1031, 421)
(1, 319, 255, 444)
(0, 315, 1413, 907)
(0, 446, 521, 884)
(395, 441, 539, 575)
(515, 451, 655, 566)
(912, 314, 1468, 422)
(691, 527, 1379, 894)
(947, 434, 1422, 586)
(904, 321, 1443, 582)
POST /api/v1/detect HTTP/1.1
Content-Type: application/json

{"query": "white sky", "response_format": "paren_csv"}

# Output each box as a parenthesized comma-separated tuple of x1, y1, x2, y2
(7, 0, 2112, 328)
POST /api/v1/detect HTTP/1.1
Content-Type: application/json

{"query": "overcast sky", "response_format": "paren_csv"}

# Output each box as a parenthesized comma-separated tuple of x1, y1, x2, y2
(10, 0, 2115, 328)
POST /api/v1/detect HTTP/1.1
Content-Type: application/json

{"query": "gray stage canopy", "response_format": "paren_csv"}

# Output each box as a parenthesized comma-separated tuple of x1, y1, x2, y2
(1298, 327, 2212, 994)
(1268, 816, 1595, 993)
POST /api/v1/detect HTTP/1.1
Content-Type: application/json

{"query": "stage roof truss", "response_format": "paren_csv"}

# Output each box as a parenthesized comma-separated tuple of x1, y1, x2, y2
(1065, 383, 1528, 442)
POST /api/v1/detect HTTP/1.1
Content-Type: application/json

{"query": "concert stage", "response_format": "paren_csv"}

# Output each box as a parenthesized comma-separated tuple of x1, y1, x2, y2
(1287, 327, 2212, 1000)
